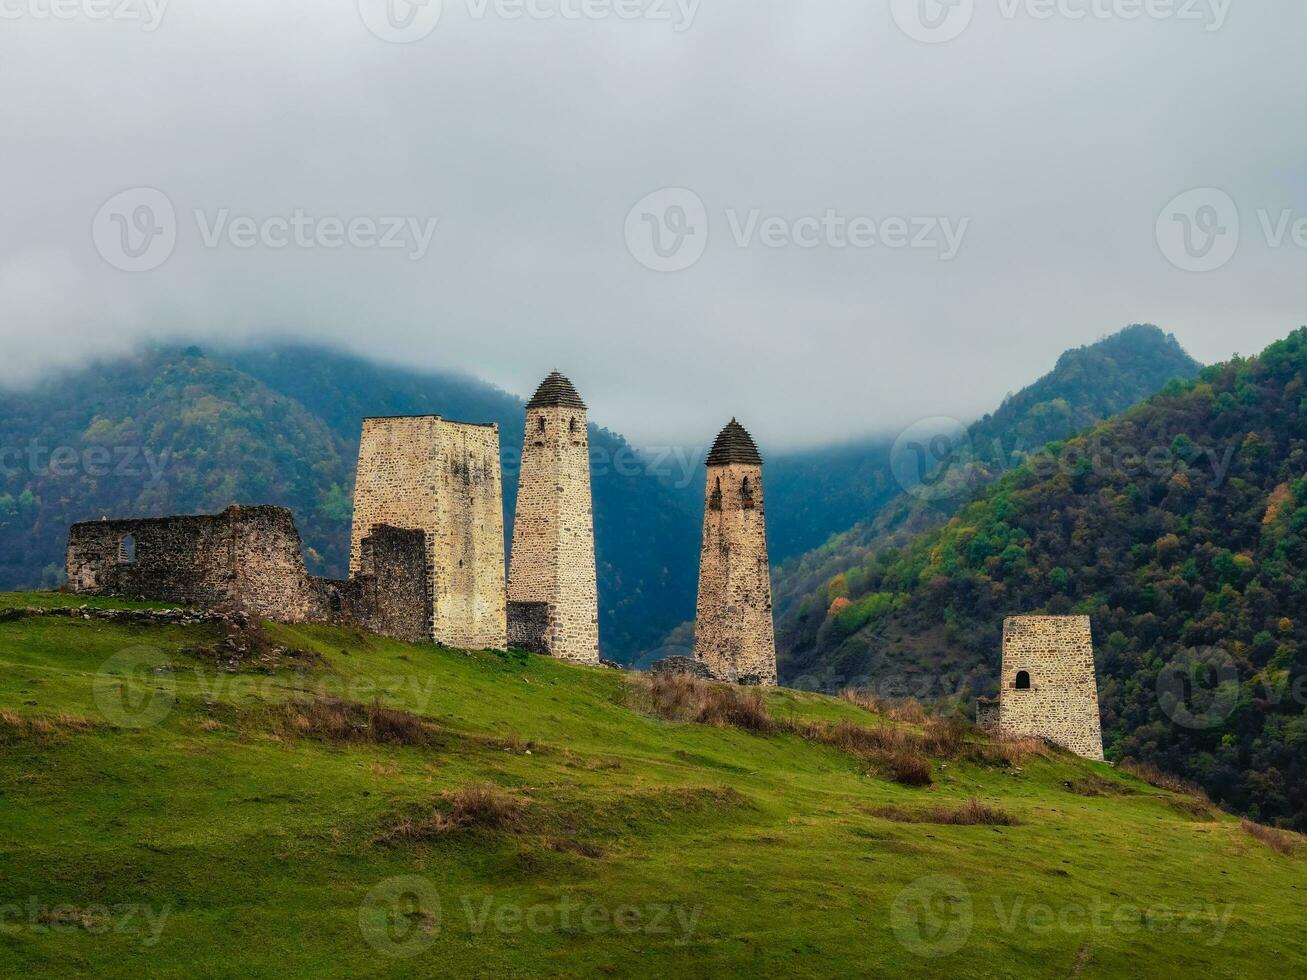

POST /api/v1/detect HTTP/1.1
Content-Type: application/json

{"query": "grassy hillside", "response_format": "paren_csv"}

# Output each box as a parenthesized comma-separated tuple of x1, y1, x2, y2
(1, 593, 1303, 978)
(779, 328, 1307, 830)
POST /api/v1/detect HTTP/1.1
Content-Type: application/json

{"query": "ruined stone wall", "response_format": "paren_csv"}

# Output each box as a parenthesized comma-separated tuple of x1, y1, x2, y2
(350, 416, 507, 650)
(66, 505, 316, 622)
(998, 615, 1105, 760)
(507, 404, 600, 663)
(694, 462, 777, 686)
(314, 525, 430, 643)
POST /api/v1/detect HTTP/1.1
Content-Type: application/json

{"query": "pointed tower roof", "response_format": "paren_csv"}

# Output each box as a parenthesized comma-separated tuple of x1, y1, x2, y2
(526, 370, 587, 410)
(706, 418, 763, 466)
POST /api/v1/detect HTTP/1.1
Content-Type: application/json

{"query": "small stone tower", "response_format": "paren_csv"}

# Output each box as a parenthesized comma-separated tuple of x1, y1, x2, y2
(507, 372, 600, 664)
(694, 419, 777, 686)
(997, 615, 1104, 760)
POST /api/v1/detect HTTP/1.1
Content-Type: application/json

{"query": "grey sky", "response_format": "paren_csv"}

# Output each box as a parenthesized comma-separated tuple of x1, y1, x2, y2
(1, 0, 1303, 449)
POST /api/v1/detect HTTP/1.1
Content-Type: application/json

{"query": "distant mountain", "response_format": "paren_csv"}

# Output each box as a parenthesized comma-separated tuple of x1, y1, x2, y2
(773, 324, 1203, 644)
(778, 328, 1307, 829)
(0, 345, 698, 661)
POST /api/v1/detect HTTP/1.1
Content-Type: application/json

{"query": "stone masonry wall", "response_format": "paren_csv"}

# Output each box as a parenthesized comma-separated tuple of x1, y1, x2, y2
(315, 526, 431, 643)
(67, 506, 434, 644)
(67, 505, 319, 621)
(998, 615, 1105, 760)
(350, 416, 507, 650)
(507, 405, 600, 663)
(694, 462, 777, 686)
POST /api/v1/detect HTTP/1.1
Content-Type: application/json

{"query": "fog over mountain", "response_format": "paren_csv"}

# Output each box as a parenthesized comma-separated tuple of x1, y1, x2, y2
(2, 1, 1305, 447)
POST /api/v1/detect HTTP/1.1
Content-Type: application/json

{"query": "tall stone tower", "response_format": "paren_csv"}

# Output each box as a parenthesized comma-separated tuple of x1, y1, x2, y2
(694, 419, 777, 686)
(507, 372, 600, 664)
(350, 416, 507, 651)
(997, 615, 1104, 760)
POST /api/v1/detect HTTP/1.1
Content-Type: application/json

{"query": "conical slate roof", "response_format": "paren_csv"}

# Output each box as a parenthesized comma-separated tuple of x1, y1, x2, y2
(706, 418, 763, 466)
(526, 371, 586, 410)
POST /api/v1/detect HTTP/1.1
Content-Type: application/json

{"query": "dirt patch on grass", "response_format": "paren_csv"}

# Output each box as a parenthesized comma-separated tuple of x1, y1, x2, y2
(183, 616, 324, 674)
(871, 798, 1020, 826)
(1240, 818, 1303, 856)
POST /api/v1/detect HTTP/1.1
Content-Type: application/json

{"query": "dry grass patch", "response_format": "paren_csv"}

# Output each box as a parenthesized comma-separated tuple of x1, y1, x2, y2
(1119, 760, 1210, 799)
(0, 710, 102, 742)
(378, 782, 528, 844)
(873, 798, 1020, 826)
(633, 673, 776, 733)
(1240, 819, 1303, 856)
(962, 736, 1050, 768)
(838, 689, 927, 724)
(259, 697, 436, 747)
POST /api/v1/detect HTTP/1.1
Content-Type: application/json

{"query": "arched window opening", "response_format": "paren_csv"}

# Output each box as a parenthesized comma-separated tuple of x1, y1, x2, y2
(1015, 670, 1031, 690)
(328, 589, 342, 613)
(708, 477, 723, 512)
(569, 417, 578, 433)
(118, 534, 137, 563)
(741, 476, 755, 510)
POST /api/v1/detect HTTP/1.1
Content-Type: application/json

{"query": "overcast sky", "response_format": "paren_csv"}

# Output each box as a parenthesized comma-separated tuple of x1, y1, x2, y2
(1, 0, 1304, 449)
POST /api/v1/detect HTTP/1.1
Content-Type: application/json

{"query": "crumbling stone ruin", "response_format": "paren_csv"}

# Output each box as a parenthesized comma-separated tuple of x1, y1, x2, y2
(65, 505, 432, 642)
(979, 615, 1105, 760)
(692, 419, 777, 686)
(67, 413, 510, 650)
(350, 416, 507, 651)
(507, 372, 600, 664)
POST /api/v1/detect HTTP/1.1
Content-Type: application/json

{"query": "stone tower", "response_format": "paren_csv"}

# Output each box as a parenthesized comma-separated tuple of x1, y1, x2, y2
(694, 419, 777, 686)
(997, 615, 1104, 760)
(350, 415, 507, 651)
(507, 372, 600, 664)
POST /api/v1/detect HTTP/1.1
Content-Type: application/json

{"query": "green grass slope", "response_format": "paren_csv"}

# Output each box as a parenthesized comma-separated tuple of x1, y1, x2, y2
(1, 593, 1303, 979)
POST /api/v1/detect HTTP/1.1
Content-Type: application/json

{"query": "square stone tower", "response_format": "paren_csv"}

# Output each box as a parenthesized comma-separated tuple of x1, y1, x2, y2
(998, 615, 1104, 760)
(693, 419, 777, 686)
(507, 372, 600, 664)
(349, 416, 507, 651)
